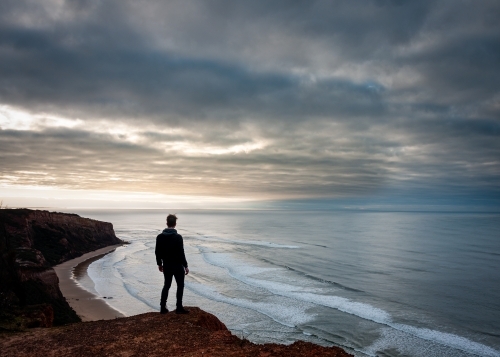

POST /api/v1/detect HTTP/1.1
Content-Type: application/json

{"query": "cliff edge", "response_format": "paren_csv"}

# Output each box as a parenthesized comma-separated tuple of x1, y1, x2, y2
(0, 307, 353, 357)
(0, 209, 124, 329)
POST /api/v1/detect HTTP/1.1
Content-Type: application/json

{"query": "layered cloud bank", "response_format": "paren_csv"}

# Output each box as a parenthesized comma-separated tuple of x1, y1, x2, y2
(1, 0, 499, 206)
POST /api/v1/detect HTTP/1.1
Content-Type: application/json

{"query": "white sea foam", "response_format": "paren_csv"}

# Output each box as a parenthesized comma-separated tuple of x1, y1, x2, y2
(200, 250, 500, 356)
(85, 242, 161, 316)
(388, 324, 500, 357)
(206, 253, 391, 323)
(185, 282, 315, 327)
(200, 250, 390, 323)
(364, 326, 500, 357)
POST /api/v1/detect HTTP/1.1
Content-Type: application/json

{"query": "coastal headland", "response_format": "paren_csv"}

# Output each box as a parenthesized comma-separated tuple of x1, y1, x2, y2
(0, 208, 352, 356)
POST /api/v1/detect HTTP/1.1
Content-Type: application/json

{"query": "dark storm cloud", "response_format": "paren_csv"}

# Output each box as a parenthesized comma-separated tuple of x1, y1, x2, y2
(0, 0, 496, 119)
(0, 23, 386, 124)
(0, 0, 499, 200)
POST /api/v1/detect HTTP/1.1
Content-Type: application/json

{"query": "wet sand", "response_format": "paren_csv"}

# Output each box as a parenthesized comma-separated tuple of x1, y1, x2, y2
(53, 245, 125, 322)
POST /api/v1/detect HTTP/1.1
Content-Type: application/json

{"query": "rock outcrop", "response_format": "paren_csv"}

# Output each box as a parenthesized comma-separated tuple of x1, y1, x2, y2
(0, 209, 124, 329)
(0, 307, 353, 357)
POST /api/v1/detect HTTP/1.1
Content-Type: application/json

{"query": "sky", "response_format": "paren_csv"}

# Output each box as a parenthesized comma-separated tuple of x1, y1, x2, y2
(0, 0, 499, 210)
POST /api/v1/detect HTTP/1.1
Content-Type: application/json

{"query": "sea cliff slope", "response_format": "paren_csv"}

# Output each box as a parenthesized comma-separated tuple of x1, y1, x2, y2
(0, 209, 124, 329)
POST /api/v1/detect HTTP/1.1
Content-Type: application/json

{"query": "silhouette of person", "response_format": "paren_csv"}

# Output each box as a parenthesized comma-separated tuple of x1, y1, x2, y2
(155, 214, 189, 314)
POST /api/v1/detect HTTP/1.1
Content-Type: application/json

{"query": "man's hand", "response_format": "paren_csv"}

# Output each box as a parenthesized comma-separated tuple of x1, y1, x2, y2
(185, 267, 189, 275)
(158, 265, 163, 272)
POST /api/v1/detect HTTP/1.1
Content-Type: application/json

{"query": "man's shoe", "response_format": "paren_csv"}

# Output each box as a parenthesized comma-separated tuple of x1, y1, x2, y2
(175, 307, 189, 314)
(160, 306, 168, 314)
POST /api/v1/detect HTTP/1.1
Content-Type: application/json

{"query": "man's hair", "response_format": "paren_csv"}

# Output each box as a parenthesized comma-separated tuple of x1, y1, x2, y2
(166, 214, 177, 227)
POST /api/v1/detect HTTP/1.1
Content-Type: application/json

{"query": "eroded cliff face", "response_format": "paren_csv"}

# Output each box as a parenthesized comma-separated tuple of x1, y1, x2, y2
(0, 209, 124, 329)
(4, 209, 121, 266)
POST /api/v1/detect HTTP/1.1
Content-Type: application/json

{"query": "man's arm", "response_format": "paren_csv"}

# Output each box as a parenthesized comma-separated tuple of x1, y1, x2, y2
(155, 236, 163, 272)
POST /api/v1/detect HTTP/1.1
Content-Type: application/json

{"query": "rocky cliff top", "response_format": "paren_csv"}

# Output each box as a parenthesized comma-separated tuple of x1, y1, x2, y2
(0, 307, 353, 357)
(0, 209, 122, 267)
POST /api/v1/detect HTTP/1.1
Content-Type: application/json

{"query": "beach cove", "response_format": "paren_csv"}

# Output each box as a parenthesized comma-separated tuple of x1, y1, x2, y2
(53, 245, 125, 322)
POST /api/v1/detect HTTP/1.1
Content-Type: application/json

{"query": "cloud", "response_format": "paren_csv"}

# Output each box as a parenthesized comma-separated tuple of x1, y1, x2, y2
(0, 0, 499, 203)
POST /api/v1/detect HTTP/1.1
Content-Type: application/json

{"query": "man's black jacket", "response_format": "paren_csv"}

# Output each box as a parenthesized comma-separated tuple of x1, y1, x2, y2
(155, 228, 188, 267)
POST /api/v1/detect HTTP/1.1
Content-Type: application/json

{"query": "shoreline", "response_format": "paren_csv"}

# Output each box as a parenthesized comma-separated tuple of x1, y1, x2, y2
(53, 245, 126, 322)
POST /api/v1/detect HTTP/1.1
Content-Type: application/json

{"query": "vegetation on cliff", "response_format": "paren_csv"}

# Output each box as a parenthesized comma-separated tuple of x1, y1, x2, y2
(0, 209, 124, 330)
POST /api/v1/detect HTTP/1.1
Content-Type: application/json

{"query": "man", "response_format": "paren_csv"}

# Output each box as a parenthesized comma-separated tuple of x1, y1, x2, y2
(155, 214, 190, 314)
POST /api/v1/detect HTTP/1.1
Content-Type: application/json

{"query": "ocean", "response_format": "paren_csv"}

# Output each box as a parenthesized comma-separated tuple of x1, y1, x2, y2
(68, 209, 500, 357)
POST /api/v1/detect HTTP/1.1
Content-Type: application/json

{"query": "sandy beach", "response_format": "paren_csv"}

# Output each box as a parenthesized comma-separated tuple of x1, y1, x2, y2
(53, 245, 126, 322)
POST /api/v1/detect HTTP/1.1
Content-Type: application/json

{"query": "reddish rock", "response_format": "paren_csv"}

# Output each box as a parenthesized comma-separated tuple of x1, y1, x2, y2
(0, 307, 353, 357)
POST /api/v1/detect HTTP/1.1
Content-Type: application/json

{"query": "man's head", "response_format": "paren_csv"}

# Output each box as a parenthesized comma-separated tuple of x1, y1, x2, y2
(166, 214, 177, 228)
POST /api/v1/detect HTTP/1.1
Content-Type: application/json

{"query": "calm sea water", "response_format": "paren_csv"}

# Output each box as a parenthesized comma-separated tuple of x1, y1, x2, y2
(68, 209, 500, 357)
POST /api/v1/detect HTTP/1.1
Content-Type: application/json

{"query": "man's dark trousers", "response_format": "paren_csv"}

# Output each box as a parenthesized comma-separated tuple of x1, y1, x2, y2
(160, 263, 185, 308)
